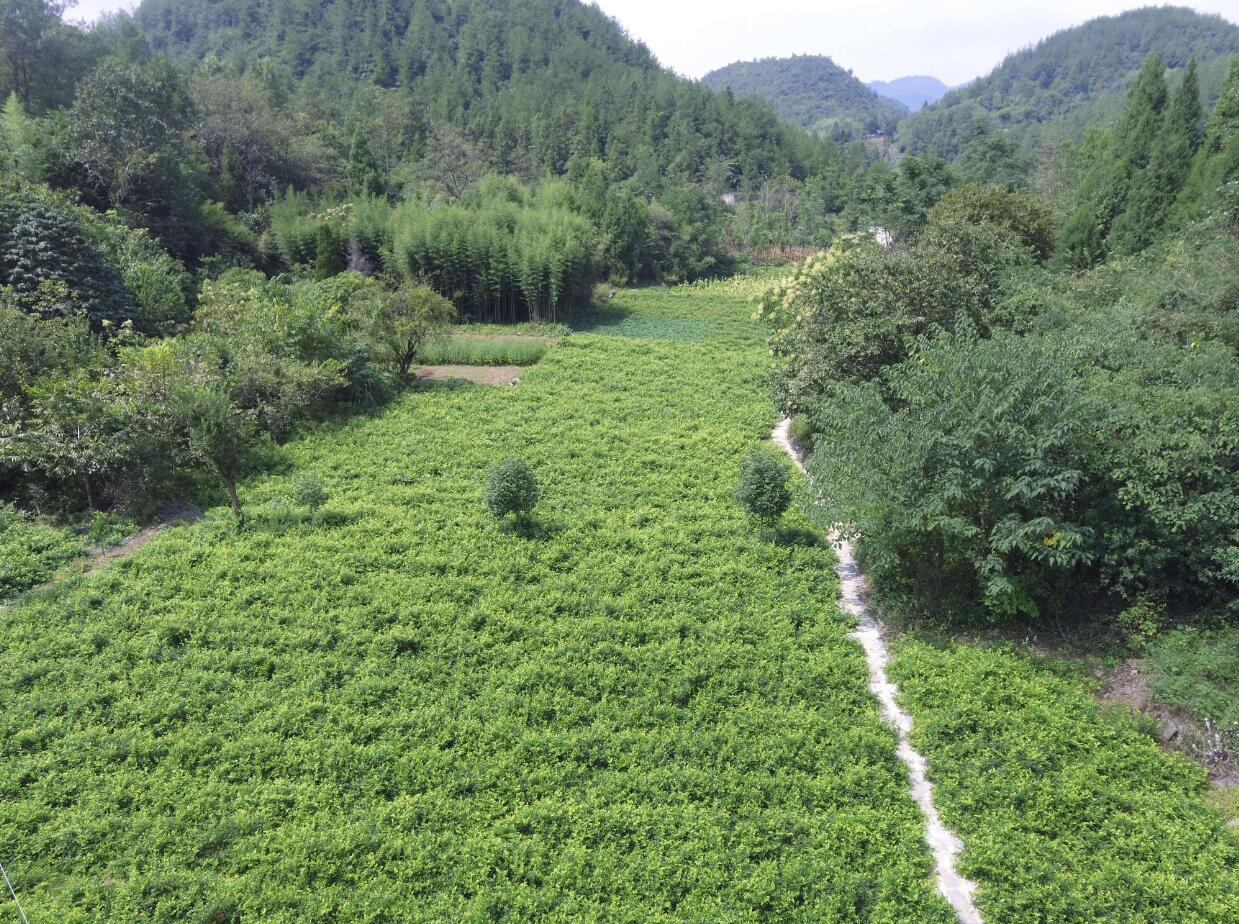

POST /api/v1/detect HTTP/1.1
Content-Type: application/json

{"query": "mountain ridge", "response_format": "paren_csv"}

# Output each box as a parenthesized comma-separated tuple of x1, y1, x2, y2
(900, 5, 1239, 158)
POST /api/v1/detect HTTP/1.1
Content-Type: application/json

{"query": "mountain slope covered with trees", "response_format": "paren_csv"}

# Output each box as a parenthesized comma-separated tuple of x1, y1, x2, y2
(901, 6, 1239, 158)
(133, 0, 827, 188)
(702, 55, 907, 139)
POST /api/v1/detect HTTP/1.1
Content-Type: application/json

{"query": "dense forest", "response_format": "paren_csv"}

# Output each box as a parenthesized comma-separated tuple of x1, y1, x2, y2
(901, 6, 1239, 158)
(702, 55, 907, 138)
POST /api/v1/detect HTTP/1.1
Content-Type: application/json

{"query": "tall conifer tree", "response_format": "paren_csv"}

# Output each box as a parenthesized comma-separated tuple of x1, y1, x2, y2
(1109, 58, 1201, 253)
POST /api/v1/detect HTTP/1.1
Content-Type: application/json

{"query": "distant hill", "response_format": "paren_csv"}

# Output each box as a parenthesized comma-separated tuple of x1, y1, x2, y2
(868, 76, 951, 110)
(902, 6, 1239, 159)
(702, 55, 907, 137)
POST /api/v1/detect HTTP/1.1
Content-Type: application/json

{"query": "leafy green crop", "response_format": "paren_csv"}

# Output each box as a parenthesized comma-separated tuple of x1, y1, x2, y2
(888, 639, 1239, 923)
(0, 507, 87, 598)
(418, 335, 550, 366)
(0, 278, 954, 922)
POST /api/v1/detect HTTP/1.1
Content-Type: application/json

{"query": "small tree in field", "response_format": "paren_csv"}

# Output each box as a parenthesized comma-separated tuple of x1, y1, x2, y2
(291, 472, 328, 513)
(363, 283, 457, 383)
(734, 448, 791, 529)
(484, 459, 539, 526)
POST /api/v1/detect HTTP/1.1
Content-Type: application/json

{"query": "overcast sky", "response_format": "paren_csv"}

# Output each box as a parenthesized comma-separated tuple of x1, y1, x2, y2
(66, 0, 1239, 85)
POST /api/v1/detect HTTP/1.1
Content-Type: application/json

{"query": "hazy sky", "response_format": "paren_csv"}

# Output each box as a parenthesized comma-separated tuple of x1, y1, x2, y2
(66, 0, 1239, 85)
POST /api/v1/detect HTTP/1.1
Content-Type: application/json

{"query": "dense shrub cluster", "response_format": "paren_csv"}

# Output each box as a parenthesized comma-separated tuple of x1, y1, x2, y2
(0, 197, 136, 327)
(756, 210, 1034, 412)
(756, 56, 1239, 627)
(0, 269, 453, 526)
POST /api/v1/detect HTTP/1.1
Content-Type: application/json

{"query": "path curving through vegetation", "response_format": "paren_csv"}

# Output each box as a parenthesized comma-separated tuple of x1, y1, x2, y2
(772, 418, 984, 924)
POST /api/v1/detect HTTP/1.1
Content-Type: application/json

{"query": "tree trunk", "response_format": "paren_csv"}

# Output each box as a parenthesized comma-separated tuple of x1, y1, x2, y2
(82, 474, 95, 511)
(222, 473, 245, 531)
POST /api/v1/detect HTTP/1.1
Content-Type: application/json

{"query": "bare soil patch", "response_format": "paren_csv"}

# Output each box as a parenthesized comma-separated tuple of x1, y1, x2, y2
(418, 364, 524, 385)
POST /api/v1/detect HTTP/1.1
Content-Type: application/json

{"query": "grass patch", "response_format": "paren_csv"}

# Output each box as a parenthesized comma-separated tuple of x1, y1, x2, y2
(0, 506, 88, 598)
(0, 277, 955, 922)
(1209, 785, 1239, 828)
(1145, 626, 1239, 728)
(572, 272, 782, 344)
(888, 639, 1239, 923)
(456, 320, 569, 337)
(419, 335, 550, 366)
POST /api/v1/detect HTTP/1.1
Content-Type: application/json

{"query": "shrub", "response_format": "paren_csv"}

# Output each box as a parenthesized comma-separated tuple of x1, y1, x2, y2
(808, 325, 1097, 623)
(290, 472, 328, 512)
(734, 448, 792, 527)
(756, 224, 1028, 411)
(483, 459, 539, 524)
(0, 195, 136, 327)
(928, 184, 1057, 261)
(355, 283, 458, 383)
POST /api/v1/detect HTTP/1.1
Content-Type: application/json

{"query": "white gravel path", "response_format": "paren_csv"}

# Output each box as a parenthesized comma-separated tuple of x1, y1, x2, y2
(772, 418, 984, 924)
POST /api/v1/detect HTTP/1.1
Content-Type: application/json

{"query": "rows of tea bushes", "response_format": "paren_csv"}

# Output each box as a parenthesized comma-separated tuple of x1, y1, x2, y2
(888, 640, 1239, 922)
(0, 279, 957, 921)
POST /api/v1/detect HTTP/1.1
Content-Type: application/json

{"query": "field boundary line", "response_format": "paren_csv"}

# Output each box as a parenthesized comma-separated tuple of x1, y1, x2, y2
(772, 418, 984, 924)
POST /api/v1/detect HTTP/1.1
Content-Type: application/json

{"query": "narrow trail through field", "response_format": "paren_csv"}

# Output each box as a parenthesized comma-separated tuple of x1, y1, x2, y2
(772, 418, 984, 924)
(0, 506, 202, 612)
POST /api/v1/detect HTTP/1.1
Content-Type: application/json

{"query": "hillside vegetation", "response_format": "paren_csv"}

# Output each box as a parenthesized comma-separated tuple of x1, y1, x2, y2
(702, 55, 907, 138)
(901, 6, 1239, 158)
(1, 1, 1238, 920)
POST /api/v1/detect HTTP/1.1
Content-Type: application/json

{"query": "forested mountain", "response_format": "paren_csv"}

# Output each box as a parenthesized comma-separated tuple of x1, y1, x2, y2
(901, 6, 1239, 158)
(868, 76, 951, 110)
(702, 55, 907, 138)
(132, 0, 828, 188)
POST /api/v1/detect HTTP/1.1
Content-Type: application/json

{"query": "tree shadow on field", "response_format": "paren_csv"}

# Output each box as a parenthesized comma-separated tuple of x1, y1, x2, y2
(498, 516, 562, 541)
(569, 301, 634, 334)
(773, 525, 823, 548)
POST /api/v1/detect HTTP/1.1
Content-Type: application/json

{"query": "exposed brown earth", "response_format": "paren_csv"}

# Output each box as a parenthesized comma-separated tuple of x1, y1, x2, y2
(418, 364, 524, 385)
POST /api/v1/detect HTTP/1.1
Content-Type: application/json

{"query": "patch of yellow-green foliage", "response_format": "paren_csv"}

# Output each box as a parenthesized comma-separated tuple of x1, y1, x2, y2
(3, 274, 1234, 922)
(888, 639, 1239, 922)
(0, 506, 86, 598)
(0, 278, 955, 922)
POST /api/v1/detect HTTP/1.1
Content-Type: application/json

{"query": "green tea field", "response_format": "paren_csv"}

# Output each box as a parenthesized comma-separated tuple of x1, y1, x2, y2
(1, 277, 1234, 922)
(0, 278, 952, 922)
